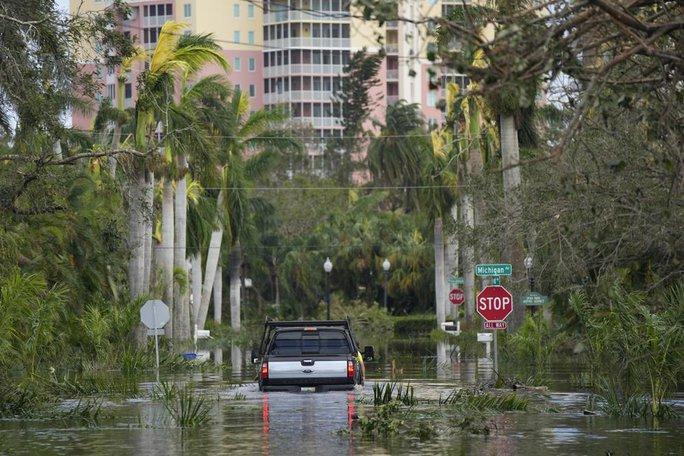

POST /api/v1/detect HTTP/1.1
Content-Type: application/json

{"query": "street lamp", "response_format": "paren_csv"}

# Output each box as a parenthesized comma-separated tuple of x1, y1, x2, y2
(324, 257, 333, 319)
(382, 258, 391, 312)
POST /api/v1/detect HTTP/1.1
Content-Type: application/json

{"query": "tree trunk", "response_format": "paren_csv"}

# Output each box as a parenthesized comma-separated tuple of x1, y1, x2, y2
(213, 266, 222, 324)
(127, 171, 146, 300)
(229, 244, 242, 332)
(109, 124, 121, 177)
(173, 156, 190, 341)
(445, 203, 459, 318)
(461, 193, 476, 321)
(434, 217, 446, 327)
(500, 114, 524, 330)
(160, 179, 175, 338)
(197, 228, 223, 328)
(191, 252, 202, 334)
(142, 170, 154, 295)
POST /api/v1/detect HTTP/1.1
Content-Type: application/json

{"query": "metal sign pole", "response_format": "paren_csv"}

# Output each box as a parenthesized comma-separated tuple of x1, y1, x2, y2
(152, 305, 160, 376)
(493, 329, 498, 374)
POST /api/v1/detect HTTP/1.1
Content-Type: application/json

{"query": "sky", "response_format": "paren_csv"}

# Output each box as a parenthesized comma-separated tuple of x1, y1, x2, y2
(57, 0, 69, 13)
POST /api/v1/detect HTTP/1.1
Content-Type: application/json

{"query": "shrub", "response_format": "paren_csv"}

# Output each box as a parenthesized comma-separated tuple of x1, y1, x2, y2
(393, 314, 436, 337)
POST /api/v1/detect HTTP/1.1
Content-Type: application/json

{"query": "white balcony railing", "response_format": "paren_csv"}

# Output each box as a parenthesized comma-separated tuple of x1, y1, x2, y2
(387, 95, 399, 105)
(266, 37, 351, 49)
(385, 43, 399, 54)
(386, 69, 399, 80)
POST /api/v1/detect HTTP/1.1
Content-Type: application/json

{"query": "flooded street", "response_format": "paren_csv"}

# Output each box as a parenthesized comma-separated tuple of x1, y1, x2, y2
(1, 340, 682, 455)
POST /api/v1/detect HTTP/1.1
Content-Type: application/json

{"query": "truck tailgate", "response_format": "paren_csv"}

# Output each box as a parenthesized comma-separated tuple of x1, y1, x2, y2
(268, 359, 348, 379)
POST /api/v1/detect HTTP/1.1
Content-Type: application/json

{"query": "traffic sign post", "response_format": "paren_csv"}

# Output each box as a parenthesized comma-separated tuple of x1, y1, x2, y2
(449, 288, 465, 306)
(140, 299, 170, 376)
(475, 264, 512, 277)
(476, 285, 514, 375)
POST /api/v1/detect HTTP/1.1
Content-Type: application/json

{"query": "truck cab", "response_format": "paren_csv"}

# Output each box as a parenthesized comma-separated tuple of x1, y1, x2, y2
(252, 320, 374, 392)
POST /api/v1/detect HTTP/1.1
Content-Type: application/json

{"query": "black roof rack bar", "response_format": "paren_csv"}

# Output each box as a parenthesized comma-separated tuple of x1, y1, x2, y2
(264, 320, 350, 328)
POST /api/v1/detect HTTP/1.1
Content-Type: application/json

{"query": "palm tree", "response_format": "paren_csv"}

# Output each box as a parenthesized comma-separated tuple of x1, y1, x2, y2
(131, 21, 227, 342)
(194, 89, 301, 330)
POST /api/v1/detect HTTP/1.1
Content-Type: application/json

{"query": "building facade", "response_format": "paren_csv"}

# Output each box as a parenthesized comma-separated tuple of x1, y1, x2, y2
(71, 0, 468, 139)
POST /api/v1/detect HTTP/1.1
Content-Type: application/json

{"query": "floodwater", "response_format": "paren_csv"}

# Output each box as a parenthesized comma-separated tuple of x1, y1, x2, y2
(0, 340, 682, 455)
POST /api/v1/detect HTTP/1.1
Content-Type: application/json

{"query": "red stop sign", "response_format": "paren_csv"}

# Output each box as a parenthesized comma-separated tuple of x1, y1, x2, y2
(476, 285, 513, 322)
(449, 288, 464, 305)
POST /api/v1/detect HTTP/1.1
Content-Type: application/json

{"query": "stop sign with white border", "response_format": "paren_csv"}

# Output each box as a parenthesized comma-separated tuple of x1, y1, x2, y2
(476, 285, 513, 322)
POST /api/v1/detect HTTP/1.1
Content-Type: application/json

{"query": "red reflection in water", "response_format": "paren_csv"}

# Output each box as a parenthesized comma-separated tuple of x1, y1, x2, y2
(261, 393, 270, 455)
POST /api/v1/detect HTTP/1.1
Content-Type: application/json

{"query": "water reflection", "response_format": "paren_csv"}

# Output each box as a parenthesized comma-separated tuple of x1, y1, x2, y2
(231, 344, 243, 377)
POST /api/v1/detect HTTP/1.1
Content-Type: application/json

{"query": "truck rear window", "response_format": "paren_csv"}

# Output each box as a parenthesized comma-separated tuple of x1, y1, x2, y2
(268, 329, 351, 356)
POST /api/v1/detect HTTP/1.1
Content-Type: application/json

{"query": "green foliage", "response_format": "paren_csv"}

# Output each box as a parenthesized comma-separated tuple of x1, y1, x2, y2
(325, 298, 393, 343)
(358, 401, 405, 438)
(393, 314, 436, 337)
(372, 382, 416, 406)
(440, 389, 528, 412)
(570, 281, 683, 418)
(507, 313, 566, 366)
(154, 382, 213, 428)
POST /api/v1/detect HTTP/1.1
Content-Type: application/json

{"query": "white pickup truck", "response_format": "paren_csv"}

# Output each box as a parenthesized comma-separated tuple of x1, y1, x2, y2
(251, 320, 374, 392)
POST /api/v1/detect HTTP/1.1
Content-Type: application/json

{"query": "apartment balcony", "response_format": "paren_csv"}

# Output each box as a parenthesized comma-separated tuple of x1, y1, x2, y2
(385, 43, 399, 54)
(290, 117, 343, 129)
(265, 37, 351, 49)
(265, 10, 351, 24)
(264, 90, 337, 105)
(386, 69, 399, 80)
(263, 66, 290, 78)
(386, 20, 398, 29)
(387, 95, 399, 105)
(289, 63, 345, 75)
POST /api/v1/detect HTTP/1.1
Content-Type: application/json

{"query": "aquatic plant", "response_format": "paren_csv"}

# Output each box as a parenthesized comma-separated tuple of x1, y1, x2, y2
(57, 399, 104, 426)
(358, 401, 405, 438)
(154, 382, 212, 428)
(372, 382, 416, 406)
(570, 281, 683, 418)
(439, 389, 528, 412)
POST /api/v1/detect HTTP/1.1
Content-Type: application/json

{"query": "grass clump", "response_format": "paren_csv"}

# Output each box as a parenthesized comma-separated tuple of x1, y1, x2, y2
(372, 382, 416, 406)
(153, 382, 212, 428)
(440, 389, 528, 412)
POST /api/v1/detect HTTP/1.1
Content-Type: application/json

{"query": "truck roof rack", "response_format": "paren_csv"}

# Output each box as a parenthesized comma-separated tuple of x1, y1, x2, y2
(256, 318, 358, 355)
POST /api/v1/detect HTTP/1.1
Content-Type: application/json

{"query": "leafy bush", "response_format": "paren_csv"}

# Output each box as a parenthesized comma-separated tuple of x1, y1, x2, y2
(507, 313, 566, 366)
(570, 281, 683, 418)
(358, 401, 405, 438)
(326, 298, 393, 342)
(393, 314, 436, 337)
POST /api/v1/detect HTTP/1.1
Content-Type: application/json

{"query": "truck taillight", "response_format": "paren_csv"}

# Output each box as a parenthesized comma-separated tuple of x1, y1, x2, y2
(260, 362, 268, 380)
(347, 360, 355, 379)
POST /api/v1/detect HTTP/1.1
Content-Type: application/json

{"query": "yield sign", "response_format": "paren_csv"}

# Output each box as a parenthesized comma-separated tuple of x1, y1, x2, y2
(476, 285, 513, 322)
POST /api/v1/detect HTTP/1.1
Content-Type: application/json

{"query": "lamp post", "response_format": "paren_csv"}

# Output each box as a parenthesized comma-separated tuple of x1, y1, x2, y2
(324, 257, 333, 319)
(382, 258, 391, 312)
(524, 255, 534, 314)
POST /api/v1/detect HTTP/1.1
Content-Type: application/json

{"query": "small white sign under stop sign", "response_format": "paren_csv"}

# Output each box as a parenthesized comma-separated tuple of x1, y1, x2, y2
(140, 299, 170, 373)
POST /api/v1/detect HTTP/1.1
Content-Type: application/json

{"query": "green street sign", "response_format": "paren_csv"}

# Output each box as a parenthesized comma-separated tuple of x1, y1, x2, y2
(475, 264, 512, 277)
(522, 292, 550, 306)
(448, 276, 465, 285)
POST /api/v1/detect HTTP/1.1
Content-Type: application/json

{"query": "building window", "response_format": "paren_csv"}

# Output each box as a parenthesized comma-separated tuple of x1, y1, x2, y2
(235, 83, 241, 91)
(248, 4, 255, 18)
(233, 3, 240, 17)
(125, 83, 132, 99)
(248, 31, 255, 44)
(234, 57, 241, 71)
(427, 90, 437, 107)
(107, 84, 116, 100)
(248, 57, 255, 71)
(183, 3, 191, 17)
(249, 84, 256, 97)
(233, 31, 240, 43)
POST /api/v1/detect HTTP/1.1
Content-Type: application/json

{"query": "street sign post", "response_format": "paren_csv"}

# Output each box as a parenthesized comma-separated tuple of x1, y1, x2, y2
(484, 321, 508, 330)
(140, 299, 170, 374)
(521, 292, 549, 306)
(476, 285, 514, 322)
(475, 264, 512, 277)
(449, 288, 465, 306)
(476, 285, 513, 374)
(448, 276, 465, 285)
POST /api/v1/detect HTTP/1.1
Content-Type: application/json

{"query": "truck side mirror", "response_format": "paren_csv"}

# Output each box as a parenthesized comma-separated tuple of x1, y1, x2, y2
(362, 346, 375, 361)
(251, 348, 260, 364)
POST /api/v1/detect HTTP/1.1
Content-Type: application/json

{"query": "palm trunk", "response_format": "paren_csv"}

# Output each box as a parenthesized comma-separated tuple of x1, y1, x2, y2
(142, 170, 154, 295)
(445, 203, 459, 317)
(229, 244, 242, 331)
(160, 179, 175, 338)
(127, 171, 146, 299)
(500, 114, 524, 330)
(461, 193, 475, 320)
(434, 217, 446, 326)
(191, 253, 202, 334)
(197, 228, 223, 328)
(110, 124, 121, 177)
(173, 156, 190, 341)
(213, 266, 222, 324)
